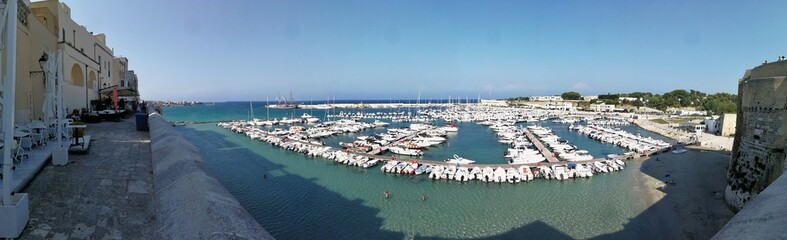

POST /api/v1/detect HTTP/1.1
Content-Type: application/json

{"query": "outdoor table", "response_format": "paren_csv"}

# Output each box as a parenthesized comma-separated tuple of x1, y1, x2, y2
(14, 129, 29, 138)
(28, 121, 47, 134)
(67, 124, 86, 146)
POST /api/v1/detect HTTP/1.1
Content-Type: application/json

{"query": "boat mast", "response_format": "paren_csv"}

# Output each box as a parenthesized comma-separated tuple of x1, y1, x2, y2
(266, 96, 270, 119)
(250, 101, 254, 120)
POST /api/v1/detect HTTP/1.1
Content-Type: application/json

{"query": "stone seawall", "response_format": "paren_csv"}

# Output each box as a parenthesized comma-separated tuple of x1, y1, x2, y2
(714, 173, 787, 239)
(725, 60, 787, 211)
(148, 110, 274, 239)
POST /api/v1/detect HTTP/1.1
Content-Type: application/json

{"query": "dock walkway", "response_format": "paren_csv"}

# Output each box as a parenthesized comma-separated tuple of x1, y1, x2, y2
(521, 127, 559, 163)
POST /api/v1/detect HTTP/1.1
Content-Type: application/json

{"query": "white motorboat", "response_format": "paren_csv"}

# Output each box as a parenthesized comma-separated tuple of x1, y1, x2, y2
(361, 159, 379, 168)
(373, 120, 390, 127)
(469, 167, 482, 180)
(444, 165, 457, 180)
(381, 161, 398, 172)
(455, 167, 470, 182)
(551, 165, 569, 180)
(429, 166, 444, 179)
(493, 167, 507, 183)
(592, 161, 609, 173)
(519, 166, 534, 182)
(482, 167, 494, 182)
(506, 167, 520, 183)
(415, 164, 429, 175)
(389, 146, 424, 156)
(444, 154, 475, 165)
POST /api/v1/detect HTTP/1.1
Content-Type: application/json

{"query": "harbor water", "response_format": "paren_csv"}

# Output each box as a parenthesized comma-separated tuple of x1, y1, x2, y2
(166, 102, 676, 239)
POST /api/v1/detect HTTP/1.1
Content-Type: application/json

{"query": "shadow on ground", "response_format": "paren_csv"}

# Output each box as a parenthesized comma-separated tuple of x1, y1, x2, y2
(591, 150, 734, 240)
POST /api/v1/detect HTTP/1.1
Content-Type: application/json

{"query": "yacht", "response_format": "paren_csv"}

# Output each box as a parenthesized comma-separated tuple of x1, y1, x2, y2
(444, 154, 475, 165)
(389, 146, 424, 156)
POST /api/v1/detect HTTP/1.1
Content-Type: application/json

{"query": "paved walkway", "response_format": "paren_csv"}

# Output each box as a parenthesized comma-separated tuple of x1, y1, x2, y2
(19, 118, 154, 239)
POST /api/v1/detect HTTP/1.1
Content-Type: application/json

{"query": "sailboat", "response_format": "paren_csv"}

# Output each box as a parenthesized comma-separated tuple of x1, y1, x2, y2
(267, 91, 299, 109)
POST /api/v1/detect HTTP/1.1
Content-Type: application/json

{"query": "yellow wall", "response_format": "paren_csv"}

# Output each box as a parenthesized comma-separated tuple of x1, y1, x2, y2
(27, 0, 135, 113)
(3, 1, 58, 123)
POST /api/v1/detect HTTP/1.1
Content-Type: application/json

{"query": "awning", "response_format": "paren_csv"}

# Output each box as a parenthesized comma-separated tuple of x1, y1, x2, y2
(100, 87, 138, 97)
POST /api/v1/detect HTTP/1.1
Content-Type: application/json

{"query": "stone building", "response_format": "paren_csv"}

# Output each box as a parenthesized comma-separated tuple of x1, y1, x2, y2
(725, 60, 787, 211)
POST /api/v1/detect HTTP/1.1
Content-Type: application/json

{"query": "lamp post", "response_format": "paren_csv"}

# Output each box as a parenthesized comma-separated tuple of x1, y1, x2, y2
(38, 54, 47, 84)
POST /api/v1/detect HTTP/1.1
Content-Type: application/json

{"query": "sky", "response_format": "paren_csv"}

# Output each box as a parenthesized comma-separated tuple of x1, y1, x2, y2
(62, 0, 787, 101)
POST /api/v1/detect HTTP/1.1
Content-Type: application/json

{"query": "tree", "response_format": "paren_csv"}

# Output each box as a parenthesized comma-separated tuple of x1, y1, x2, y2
(561, 91, 581, 100)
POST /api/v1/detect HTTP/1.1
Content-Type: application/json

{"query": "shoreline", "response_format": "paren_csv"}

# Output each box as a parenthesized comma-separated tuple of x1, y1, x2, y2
(634, 150, 735, 239)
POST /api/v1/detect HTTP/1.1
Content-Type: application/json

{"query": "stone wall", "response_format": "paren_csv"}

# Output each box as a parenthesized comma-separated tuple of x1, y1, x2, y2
(725, 60, 787, 211)
(714, 169, 787, 239)
(147, 110, 274, 239)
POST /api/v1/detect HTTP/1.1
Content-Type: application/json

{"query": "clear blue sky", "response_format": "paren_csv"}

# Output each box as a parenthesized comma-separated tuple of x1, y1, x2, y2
(62, 0, 787, 101)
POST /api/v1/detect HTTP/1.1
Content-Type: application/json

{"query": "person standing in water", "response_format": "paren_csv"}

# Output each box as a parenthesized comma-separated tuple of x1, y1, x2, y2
(384, 191, 390, 199)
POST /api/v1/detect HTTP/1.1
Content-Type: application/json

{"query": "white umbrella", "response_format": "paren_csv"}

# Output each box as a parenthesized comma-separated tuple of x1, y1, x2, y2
(41, 51, 55, 126)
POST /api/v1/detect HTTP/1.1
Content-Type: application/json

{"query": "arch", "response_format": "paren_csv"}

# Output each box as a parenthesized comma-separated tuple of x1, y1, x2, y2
(70, 64, 83, 86)
(120, 80, 125, 87)
(88, 71, 96, 89)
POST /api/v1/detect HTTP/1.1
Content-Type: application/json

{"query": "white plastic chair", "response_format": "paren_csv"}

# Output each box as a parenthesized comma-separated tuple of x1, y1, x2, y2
(30, 132, 43, 147)
(12, 139, 27, 164)
(20, 137, 33, 152)
(37, 128, 49, 146)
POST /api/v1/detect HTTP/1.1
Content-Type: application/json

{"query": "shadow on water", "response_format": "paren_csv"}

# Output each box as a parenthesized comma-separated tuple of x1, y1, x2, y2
(176, 126, 405, 239)
(416, 220, 573, 240)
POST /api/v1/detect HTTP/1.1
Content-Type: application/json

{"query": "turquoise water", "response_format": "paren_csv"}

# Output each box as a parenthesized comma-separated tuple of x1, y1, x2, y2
(167, 102, 676, 239)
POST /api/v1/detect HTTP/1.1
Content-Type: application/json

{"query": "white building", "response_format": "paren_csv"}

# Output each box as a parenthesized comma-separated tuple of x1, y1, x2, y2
(480, 99, 507, 107)
(704, 115, 720, 134)
(530, 96, 563, 101)
(589, 103, 616, 112)
(582, 95, 598, 101)
(619, 97, 639, 102)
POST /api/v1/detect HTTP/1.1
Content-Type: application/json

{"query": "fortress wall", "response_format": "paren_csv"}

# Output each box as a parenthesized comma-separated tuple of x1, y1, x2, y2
(725, 60, 787, 211)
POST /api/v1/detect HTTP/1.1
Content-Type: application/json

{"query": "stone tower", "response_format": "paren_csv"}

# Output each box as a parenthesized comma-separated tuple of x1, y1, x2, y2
(725, 60, 787, 211)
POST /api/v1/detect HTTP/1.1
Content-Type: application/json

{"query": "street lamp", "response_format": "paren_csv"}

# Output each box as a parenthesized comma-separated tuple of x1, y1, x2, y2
(38, 53, 47, 84)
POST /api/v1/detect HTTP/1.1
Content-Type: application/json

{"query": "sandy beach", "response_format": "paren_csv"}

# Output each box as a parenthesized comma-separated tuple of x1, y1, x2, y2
(634, 149, 735, 239)
(633, 119, 734, 151)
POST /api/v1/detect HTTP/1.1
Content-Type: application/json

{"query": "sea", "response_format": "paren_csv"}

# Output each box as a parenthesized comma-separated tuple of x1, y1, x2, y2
(164, 101, 677, 239)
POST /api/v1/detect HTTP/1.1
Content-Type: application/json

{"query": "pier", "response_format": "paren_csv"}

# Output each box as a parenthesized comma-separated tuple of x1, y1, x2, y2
(521, 127, 560, 163)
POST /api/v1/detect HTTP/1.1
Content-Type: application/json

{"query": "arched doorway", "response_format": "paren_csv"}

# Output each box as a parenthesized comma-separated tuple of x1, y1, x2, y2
(70, 64, 83, 86)
(88, 71, 96, 89)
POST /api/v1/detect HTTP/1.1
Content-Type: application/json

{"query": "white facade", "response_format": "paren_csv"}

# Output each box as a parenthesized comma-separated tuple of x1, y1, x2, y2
(582, 95, 598, 101)
(619, 97, 639, 102)
(705, 115, 720, 134)
(589, 103, 616, 112)
(530, 96, 563, 101)
(480, 99, 507, 106)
